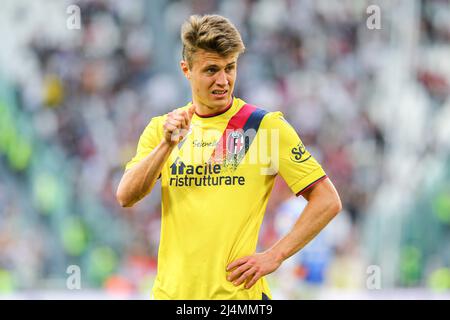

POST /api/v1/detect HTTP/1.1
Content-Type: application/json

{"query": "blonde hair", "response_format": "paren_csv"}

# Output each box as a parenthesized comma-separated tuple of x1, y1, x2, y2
(181, 14, 245, 68)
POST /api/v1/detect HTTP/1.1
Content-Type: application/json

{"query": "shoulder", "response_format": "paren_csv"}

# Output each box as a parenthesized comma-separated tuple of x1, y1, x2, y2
(261, 110, 285, 122)
(235, 100, 291, 132)
(258, 109, 287, 129)
(142, 115, 164, 135)
(236, 98, 284, 124)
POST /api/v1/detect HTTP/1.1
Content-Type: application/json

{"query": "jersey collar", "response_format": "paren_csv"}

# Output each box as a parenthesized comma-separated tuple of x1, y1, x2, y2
(193, 97, 235, 118)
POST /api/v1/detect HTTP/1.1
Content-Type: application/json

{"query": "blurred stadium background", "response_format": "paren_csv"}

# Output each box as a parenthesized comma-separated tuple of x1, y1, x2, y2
(0, 0, 450, 299)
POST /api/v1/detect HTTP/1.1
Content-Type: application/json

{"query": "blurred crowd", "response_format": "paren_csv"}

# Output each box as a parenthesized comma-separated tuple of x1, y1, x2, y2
(0, 0, 449, 298)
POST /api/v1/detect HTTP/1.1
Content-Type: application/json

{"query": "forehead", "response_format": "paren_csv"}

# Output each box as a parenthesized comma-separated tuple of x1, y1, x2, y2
(191, 49, 238, 69)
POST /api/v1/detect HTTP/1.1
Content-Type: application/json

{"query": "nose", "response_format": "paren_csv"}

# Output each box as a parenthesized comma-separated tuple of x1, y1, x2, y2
(215, 70, 228, 87)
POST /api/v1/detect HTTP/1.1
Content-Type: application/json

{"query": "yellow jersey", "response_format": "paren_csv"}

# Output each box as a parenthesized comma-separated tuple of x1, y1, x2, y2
(125, 97, 327, 299)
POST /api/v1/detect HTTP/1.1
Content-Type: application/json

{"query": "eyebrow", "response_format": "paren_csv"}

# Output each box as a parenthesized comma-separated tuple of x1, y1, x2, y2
(203, 62, 236, 69)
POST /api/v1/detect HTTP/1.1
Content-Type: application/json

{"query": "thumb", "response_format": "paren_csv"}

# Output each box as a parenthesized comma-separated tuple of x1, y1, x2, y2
(188, 105, 196, 120)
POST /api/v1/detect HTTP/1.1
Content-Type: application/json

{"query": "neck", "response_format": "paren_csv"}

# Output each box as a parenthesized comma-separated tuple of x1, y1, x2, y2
(193, 97, 233, 117)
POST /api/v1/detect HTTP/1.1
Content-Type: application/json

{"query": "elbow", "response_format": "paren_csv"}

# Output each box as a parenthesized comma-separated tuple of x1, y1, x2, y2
(118, 197, 134, 208)
(330, 194, 342, 216)
(118, 199, 133, 208)
(116, 188, 134, 208)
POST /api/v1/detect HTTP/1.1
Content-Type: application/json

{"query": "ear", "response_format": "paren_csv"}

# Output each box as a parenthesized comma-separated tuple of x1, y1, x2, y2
(180, 60, 190, 80)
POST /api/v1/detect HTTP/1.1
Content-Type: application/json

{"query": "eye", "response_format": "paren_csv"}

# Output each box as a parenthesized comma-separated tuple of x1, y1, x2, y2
(225, 65, 235, 72)
(206, 67, 217, 74)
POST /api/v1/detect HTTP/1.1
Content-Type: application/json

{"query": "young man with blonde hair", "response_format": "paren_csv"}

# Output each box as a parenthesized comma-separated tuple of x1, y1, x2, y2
(117, 14, 342, 300)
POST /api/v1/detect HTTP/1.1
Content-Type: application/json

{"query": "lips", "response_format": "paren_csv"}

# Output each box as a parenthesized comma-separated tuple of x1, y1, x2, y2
(211, 89, 228, 98)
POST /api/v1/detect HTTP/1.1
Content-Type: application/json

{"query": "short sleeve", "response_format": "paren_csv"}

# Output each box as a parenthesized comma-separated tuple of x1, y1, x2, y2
(125, 117, 162, 171)
(265, 112, 327, 196)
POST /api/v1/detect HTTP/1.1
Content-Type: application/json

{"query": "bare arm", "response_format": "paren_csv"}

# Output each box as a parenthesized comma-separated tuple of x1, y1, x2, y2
(267, 177, 342, 262)
(116, 105, 195, 207)
(116, 140, 175, 207)
(227, 177, 342, 289)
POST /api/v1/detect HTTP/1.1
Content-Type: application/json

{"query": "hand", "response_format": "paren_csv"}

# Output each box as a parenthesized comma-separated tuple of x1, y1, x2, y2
(163, 105, 195, 146)
(226, 251, 282, 289)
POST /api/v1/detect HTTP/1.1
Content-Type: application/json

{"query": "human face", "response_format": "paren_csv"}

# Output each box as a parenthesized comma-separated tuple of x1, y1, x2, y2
(181, 50, 238, 114)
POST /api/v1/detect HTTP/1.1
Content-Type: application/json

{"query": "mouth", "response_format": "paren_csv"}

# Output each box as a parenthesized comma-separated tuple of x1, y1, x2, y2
(211, 89, 228, 98)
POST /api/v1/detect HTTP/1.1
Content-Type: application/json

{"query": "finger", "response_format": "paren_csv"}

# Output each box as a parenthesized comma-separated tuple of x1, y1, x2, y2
(171, 111, 185, 120)
(227, 263, 252, 282)
(169, 114, 185, 124)
(178, 127, 189, 139)
(233, 268, 256, 286)
(175, 118, 188, 130)
(227, 257, 248, 271)
(188, 105, 196, 120)
(245, 272, 261, 289)
(166, 119, 182, 128)
(170, 128, 182, 142)
(179, 111, 189, 129)
(164, 123, 178, 133)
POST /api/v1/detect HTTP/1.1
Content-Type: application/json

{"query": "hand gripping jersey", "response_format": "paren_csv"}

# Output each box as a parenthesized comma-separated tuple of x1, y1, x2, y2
(125, 97, 327, 299)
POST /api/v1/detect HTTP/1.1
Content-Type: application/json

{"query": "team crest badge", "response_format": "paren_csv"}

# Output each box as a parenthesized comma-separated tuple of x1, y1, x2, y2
(227, 130, 245, 155)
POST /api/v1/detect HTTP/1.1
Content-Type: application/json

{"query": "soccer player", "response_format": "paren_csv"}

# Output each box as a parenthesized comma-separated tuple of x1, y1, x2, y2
(116, 14, 342, 300)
